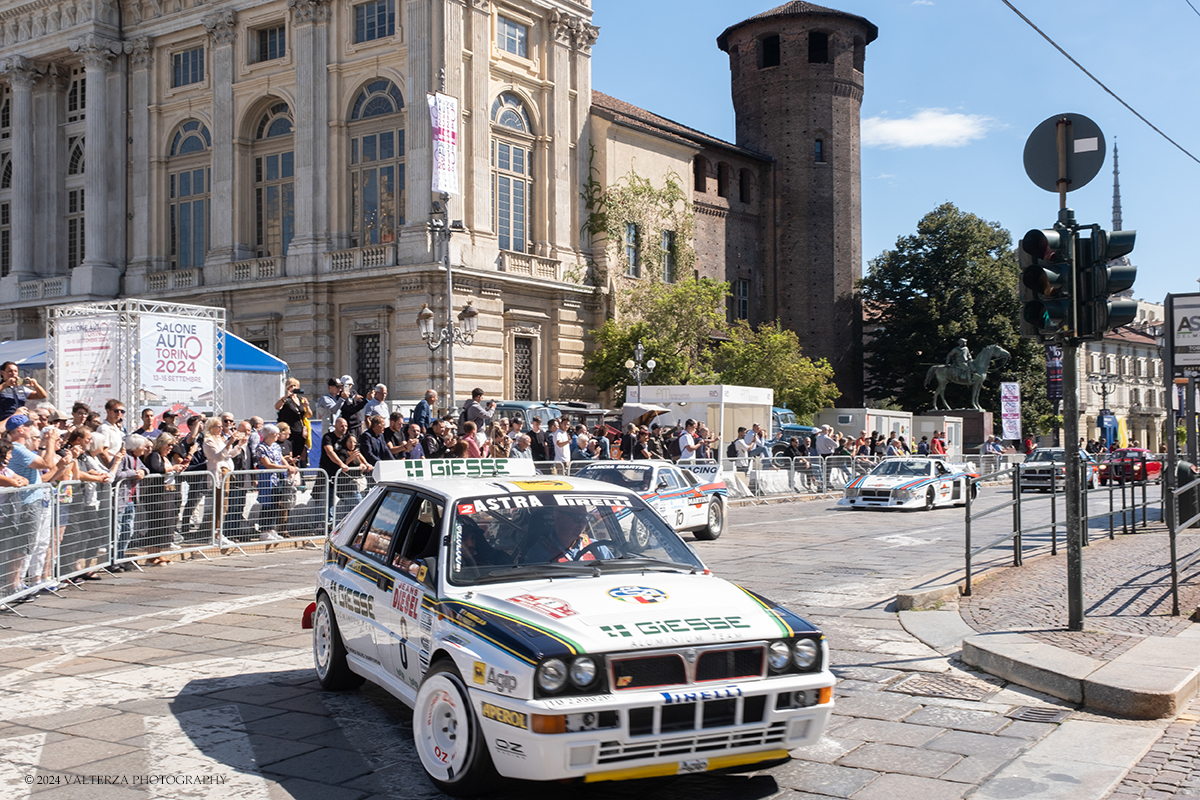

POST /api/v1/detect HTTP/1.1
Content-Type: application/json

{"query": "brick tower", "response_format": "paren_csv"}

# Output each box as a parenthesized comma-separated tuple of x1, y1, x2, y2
(718, 2, 877, 406)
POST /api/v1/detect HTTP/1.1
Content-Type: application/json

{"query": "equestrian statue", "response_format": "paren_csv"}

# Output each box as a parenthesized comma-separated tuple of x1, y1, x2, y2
(925, 340, 1011, 411)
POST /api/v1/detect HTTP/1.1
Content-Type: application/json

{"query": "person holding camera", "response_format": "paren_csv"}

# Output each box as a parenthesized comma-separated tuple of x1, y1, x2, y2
(274, 377, 312, 466)
(677, 419, 711, 462)
(0, 361, 47, 425)
(460, 388, 494, 437)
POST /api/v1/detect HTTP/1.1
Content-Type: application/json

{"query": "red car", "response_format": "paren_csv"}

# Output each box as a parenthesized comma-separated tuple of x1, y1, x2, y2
(1098, 448, 1163, 485)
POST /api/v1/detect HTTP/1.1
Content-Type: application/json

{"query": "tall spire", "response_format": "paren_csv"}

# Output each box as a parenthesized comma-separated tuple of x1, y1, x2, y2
(1112, 139, 1123, 231)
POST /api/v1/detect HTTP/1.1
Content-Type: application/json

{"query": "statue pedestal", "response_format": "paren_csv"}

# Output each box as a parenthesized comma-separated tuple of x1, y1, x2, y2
(921, 410, 993, 452)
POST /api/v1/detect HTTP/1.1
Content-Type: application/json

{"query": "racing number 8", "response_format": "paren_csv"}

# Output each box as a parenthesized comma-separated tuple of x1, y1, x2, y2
(676, 510, 685, 527)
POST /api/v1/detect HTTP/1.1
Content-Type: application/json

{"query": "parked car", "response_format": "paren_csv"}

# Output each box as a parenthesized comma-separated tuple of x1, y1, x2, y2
(1020, 448, 1098, 491)
(1098, 448, 1163, 485)
(770, 407, 820, 457)
(491, 400, 562, 427)
(306, 458, 833, 794)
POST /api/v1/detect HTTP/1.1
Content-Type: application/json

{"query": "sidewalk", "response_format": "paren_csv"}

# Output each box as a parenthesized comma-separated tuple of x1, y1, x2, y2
(902, 523, 1200, 799)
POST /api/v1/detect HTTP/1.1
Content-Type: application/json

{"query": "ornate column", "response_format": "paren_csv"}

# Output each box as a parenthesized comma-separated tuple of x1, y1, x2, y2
(467, 1, 491, 236)
(286, 0, 332, 270)
(203, 10, 238, 267)
(125, 38, 154, 276)
(402, 0, 433, 250)
(546, 12, 599, 260)
(70, 34, 120, 270)
(0, 57, 38, 280)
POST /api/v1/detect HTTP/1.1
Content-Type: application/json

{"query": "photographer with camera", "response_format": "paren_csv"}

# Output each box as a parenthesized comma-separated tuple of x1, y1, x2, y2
(0, 361, 47, 426)
(274, 377, 312, 466)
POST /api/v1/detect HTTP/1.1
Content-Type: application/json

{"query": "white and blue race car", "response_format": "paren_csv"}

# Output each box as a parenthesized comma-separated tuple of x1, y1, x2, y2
(573, 460, 727, 540)
(839, 457, 978, 510)
(306, 458, 833, 795)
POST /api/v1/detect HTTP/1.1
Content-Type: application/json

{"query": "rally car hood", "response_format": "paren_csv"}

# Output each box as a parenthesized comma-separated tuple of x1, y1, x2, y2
(853, 473, 938, 490)
(444, 572, 814, 658)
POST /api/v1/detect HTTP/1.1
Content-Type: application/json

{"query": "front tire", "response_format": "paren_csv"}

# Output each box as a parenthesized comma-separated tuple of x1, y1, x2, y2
(414, 661, 496, 796)
(313, 593, 365, 691)
(924, 487, 935, 511)
(695, 499, 724, 540)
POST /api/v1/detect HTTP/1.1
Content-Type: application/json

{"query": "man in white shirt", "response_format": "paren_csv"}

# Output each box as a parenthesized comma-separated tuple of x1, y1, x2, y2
(316, 377, 345, 427)
(93, 398, 127, 468)
(678, 419, 703, 461)
(815, 425, 837, 456)
(550, 418, 571, 474)
(363, 384, 390, 421)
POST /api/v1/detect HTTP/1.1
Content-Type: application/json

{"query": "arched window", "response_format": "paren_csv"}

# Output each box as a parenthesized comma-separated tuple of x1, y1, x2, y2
(349, 80, 406, 246)
(808, 32, 829, 64)
(254, 102, 295, 257)
(491, 92, 534, 253)
(66, 136, 85, 268)
(693, 156, 708, 192)
(168, 120, 211, 270)
(717, 162, 732, 198)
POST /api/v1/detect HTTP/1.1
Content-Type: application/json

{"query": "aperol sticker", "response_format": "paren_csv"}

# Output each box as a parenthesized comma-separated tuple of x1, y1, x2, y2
(510, 480, 572, 491)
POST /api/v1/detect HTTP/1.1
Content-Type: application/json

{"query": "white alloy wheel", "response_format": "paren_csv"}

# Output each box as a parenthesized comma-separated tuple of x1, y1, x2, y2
(414, 662, 495, 795)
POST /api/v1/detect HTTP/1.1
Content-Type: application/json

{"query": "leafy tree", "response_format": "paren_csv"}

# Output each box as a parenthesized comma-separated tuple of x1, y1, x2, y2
(713, 321, 841, 422)
(860, 203, 1050, 433)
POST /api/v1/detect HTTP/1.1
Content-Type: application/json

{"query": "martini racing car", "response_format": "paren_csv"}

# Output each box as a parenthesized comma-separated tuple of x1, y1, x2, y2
(306, 458, 833, 795)
(839, 457, 977, 510)
(572, 460, 727, 540)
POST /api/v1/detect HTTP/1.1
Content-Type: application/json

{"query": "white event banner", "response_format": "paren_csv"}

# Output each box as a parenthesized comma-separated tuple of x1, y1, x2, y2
(139, 315, 215, 409)
(54, 314, 119, 409)
(428, 91, 459, 195)
(1000, 381, 1022, 441)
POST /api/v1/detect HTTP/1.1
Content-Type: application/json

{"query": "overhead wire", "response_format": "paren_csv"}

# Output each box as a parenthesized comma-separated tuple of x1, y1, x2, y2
(1000, 0, 1200, 165)
(1186, 0, 1200, 20)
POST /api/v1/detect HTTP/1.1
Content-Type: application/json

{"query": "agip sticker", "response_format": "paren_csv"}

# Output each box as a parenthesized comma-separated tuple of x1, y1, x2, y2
(608, 586, 668, 604)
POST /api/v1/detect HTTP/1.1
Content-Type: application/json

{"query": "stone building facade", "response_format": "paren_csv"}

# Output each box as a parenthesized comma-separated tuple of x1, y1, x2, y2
(0, 1, 875, 409)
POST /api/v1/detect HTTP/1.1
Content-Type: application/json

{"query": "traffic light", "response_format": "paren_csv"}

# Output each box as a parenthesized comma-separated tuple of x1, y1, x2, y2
(1077, 229, 1137, 340)
(1019, 227, 1074, 339)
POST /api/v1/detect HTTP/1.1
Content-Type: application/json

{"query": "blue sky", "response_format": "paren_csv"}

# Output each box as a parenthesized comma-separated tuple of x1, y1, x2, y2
(591, 0, 1200, 309)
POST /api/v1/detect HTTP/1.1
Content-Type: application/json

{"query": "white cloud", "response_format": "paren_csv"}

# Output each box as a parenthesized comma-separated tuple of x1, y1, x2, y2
(912, 1, 934, 6)
(862, 109, 995, 149)
(873, 173, 897, 180)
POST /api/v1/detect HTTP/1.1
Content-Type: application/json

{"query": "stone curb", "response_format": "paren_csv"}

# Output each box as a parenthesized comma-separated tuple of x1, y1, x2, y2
(961, 631, 1200, 719)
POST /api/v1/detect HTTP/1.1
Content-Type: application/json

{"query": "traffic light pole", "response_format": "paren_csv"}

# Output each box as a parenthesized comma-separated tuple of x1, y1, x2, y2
(1063, 337, 1084, 631)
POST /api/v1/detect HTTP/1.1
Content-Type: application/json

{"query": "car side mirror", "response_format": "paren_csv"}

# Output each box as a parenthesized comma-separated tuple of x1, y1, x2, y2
(657, 479, 670, 492)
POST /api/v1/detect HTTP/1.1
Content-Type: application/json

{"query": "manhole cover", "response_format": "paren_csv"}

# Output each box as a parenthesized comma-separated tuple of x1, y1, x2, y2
(827, 567, 874, 575)
(1006, 706, 1071, 723)
(886, 673, 1000, 701)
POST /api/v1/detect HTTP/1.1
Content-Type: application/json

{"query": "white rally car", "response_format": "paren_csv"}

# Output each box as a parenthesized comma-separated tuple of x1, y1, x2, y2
(573, 460, 727, 540)
(305, 459, 833, 795)
(839, 457, 978, 510)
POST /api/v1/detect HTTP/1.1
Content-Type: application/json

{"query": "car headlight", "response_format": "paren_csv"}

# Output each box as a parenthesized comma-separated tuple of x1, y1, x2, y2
(793, 639, 820, 669)
(893, 489, 913, 500)
(569, 657, 597, 688)
(537, 658, 568, 693)
(767, 641, 791, 671)
(844, 488, 858, 498)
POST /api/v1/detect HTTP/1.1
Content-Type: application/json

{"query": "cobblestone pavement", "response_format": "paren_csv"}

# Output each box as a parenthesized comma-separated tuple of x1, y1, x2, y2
(960, 526, 1200, 660)
(0, 489, 1170, 799)
(1108, 698, 1200, 800)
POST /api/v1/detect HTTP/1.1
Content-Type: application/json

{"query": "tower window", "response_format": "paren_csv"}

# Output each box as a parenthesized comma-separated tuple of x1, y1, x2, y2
(693, 156, 708, 192)
(759, 35, 780, 69)
(736, 279, 750, 320)
(853, 36, 865, 71)
(815, 139, 825, 163)
(808, 32, 829, 64)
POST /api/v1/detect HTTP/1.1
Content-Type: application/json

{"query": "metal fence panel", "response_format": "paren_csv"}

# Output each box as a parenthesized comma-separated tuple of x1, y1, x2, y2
(331, 469, 374, 528)
(1, 483, 56, 607)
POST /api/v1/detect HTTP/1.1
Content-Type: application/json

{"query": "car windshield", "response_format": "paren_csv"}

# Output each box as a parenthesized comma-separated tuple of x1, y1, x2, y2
(871, 460, 931, 477)
(777, 411, 796, 425)
(1029, 451, 1063, 462)
(449, 491, 704, 586)
(574, 463, 654, 492)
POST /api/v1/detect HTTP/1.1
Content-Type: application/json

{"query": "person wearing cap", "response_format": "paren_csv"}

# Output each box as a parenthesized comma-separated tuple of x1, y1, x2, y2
(336, 374, 369, 438)
(316, 377, 346, 428)
(5, 414, 62, 592)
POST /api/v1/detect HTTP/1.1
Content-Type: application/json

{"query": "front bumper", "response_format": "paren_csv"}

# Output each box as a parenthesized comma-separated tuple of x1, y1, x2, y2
(471, 671, 835, 783)
(838, 492, 919, 509)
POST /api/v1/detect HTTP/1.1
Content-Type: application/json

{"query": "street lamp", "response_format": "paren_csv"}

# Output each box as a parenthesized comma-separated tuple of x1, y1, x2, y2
(1088, 363, 1119, 449)
(417, 195, 472, 414)
(624, 341, 656, 404)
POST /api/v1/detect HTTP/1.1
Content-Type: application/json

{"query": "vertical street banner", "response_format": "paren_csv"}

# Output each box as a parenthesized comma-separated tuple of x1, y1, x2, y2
(1044, 344, 1063, 402)
(54, 315, 119, 409)
(428, 92, 459, 195)
(139, 315, 216, 411)
(1000, 381, 1022, 440)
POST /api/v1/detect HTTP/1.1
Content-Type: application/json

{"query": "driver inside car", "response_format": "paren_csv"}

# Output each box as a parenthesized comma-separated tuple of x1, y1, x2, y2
(524, 506, 616, 563)
(458, 517, 511, 568)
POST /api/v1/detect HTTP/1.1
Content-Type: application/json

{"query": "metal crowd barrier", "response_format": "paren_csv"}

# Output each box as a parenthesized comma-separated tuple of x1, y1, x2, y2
(331, 468, 374, 527)
(1, 483, 57, 609)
